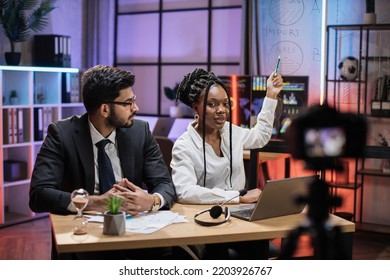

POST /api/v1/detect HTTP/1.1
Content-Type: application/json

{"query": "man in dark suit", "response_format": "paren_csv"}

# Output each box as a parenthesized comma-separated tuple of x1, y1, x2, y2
(29, 64, 176, 227)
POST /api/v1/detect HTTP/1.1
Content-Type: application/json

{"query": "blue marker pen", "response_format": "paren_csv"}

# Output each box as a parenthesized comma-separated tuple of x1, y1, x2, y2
(274, 56, 280, 77)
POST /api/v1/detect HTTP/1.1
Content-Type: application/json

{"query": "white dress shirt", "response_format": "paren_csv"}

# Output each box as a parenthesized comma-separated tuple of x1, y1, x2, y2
(67, 119, 165, 212)
(89, 120, 165, 207)
(171, 97, 277, 204)
(89, 121, 123, 194)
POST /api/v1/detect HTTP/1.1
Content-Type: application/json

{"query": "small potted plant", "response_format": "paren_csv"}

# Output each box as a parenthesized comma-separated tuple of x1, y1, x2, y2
(103, 196, 126, 236)
(9, 90, 19, 105)
(164, 83, 183, 118)
(0, 0, 57, 65)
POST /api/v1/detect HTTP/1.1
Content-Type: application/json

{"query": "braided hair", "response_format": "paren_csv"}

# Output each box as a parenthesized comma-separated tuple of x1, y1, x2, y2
(177, 68, 233, 189)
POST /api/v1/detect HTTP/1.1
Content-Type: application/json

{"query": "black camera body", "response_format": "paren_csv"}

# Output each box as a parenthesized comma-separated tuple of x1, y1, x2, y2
(285, 104, 367, 170)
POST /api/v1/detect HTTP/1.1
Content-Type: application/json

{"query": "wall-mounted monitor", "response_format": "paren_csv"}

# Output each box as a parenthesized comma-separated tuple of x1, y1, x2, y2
(251, 76, 309, 138)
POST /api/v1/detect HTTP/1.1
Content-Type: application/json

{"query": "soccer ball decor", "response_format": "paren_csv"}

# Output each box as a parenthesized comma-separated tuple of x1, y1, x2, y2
(338, 56, 359, 81)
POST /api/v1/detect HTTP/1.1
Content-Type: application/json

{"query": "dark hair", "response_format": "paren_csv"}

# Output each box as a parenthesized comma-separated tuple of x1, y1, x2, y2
(177, 68, 233, 189)
(81, 65, 135, 113)
(177, 68, 226, 108)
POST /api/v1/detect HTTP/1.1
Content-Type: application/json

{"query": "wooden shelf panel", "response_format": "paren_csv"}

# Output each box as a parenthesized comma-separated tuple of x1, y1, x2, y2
(328, 182, 361, 190)
(358, 169, 390, 177)
(363, 146, 390, 159)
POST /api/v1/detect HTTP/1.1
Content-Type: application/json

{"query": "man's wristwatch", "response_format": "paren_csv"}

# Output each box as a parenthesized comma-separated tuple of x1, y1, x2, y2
(150, 194, 161, 212)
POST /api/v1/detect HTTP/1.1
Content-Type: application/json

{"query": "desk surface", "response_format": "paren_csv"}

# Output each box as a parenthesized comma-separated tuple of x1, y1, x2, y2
(52, 204, 355, 254)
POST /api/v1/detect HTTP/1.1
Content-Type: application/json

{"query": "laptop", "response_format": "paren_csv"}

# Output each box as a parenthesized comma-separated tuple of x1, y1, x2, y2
(230, 175, 317, 221)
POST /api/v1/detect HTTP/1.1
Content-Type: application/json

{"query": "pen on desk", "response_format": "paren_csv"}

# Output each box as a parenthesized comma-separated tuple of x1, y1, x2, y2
(274, 55, 280, 77)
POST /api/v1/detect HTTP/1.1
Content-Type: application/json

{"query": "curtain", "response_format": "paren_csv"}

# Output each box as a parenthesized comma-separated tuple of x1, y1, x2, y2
(85, 0, 115, 68)
(240, 0, 261, 76)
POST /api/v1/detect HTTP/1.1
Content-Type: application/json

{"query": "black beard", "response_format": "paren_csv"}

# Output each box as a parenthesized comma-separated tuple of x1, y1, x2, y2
(107, 111, 136, 128)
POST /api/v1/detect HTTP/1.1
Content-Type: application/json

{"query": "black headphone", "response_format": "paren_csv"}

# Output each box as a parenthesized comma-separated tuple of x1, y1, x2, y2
(193, 189, 247, 227)
(194, 205, 231, 227)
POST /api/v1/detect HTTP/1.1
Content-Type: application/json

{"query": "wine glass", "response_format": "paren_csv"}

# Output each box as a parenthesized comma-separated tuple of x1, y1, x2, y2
(71, 188, 89, 235)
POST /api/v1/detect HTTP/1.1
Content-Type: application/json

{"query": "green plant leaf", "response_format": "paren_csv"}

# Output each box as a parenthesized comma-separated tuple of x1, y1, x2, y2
(0, 0, 57, 52)
(164, 86, 176, 101)
(107, 196, 124, 214)
(164, 83, 180, 104)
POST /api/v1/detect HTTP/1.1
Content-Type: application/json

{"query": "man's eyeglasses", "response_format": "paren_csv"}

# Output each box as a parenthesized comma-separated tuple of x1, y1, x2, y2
(107, 95, 137, 108)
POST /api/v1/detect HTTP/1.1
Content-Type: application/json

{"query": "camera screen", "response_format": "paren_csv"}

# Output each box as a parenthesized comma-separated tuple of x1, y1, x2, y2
(304, 127, 346, 158)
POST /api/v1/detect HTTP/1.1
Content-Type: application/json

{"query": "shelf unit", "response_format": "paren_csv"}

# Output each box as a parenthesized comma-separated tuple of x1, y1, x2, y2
(0, 65, 85, 228)
(325, 24, 390, 223)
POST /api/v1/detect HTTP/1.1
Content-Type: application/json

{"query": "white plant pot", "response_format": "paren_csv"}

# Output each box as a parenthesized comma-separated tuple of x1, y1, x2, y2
(363, 13, 376, 24)
(169, 105, 183, 118)
(103, 211, 126, 235)
(10, 97, 19, 105)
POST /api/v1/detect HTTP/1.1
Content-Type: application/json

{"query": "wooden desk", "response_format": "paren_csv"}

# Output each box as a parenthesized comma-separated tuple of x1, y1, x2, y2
(51, 204, 355, 255)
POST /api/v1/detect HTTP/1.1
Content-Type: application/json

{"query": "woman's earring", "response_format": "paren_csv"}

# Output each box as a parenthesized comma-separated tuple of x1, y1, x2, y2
(194, 113, 199, 122)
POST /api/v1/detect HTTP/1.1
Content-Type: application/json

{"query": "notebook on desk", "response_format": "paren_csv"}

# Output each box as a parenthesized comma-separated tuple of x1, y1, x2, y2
(230, 175, 317, 221)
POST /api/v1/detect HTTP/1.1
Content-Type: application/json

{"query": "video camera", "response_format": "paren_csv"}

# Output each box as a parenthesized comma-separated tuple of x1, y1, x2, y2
(284, 104, 367, 170)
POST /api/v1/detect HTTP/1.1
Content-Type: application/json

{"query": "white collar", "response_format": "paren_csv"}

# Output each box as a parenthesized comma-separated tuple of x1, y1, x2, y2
(88, 118, 116, 145)
(187, 121, 228, 149)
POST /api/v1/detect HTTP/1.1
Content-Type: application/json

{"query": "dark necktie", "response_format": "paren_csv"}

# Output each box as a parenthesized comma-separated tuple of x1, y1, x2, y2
(96, 139, 115, 194)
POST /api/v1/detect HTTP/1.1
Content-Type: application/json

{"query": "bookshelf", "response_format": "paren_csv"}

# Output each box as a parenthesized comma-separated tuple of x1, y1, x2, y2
(0, 65, 85, 227)
(325, 24, 390, 224)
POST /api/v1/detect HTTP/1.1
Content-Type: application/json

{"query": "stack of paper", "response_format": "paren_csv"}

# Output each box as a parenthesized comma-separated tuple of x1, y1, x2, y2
(86, 211, 187, 234)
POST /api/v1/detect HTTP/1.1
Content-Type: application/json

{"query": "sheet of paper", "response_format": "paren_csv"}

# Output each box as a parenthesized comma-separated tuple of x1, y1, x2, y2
(85, 210, 188, 234)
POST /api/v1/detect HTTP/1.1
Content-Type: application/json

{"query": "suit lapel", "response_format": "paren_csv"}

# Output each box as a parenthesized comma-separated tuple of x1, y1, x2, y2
(117, 128, 134, 181)
(72, 114, 95, 194)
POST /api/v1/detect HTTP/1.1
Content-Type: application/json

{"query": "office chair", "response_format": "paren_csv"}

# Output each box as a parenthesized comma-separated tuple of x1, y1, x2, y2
(154, 135, 205, 260)
(155, 136, 174, 175)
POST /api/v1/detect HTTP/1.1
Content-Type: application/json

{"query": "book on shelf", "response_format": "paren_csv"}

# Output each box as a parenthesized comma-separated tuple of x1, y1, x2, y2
(1, 108, 25, 144)
(42, 107, 53, 139)
(33, 35, 71, 67)
(375, 75, 390, 101)
(3, 110, 8, 144)
(17, 108, 24, 143)
(34, 107, 53, 141)
(62, 72, 80, 103)
(34, 108, 43, 141)
(10, 108, 16, 144)
(71, 72, 80, 103)
(375, 77, 384, 101)
(4, 108, 17, 144)
(372, 76, 390, 117)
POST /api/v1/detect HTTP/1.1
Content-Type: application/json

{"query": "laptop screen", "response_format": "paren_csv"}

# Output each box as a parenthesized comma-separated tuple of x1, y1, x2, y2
(231, 175, 317, 221)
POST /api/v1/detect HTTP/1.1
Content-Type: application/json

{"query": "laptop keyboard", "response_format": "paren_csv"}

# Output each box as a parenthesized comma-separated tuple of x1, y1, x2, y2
(231, 209, 253, 220)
